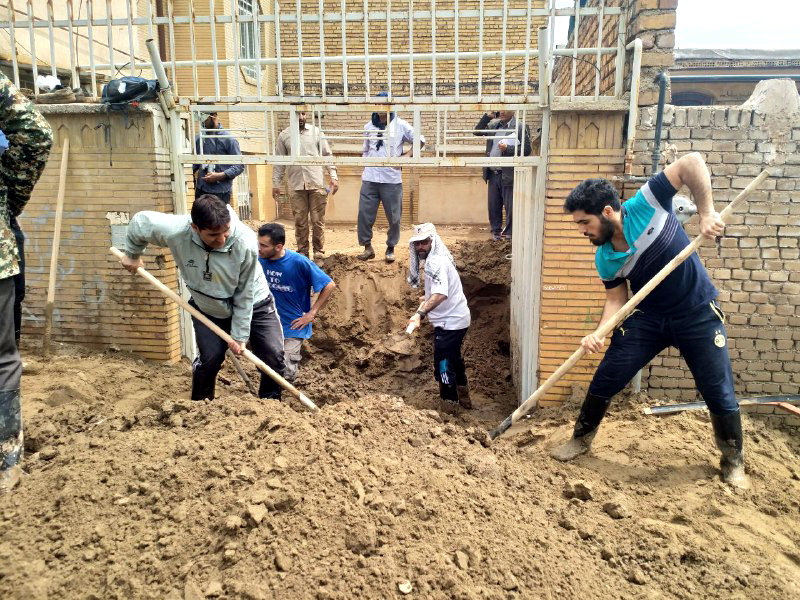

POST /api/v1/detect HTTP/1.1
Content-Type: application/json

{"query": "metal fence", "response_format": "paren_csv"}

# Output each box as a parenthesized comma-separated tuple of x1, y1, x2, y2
(2, 0, 628, 104)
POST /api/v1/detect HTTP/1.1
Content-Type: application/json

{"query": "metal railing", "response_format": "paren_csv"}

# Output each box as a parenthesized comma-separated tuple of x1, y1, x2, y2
(186, 102, 542, 168)
(2, 0, 627, 105)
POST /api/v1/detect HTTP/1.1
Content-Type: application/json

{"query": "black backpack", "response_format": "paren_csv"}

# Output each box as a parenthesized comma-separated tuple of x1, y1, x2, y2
(100, 76, 160, 166)
(101, 76, 159, 108)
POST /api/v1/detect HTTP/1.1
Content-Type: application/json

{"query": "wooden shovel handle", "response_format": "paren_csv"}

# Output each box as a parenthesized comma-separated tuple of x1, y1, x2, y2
(489, 169, 771, 440)
(110, 246, 317, 411)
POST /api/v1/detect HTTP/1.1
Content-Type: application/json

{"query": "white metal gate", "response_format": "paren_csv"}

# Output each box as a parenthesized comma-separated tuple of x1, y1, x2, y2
(1, 0, 642, 400)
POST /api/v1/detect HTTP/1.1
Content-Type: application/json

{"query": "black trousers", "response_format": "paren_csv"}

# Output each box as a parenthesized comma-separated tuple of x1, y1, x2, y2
(487, 170, 513, 237)
(433, 326, 469, 401)
(190, 297, 285, 400)
(10, 217, 24, 345)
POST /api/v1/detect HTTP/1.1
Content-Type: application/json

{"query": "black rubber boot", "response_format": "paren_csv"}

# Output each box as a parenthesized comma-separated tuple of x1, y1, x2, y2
(0, 389, 24, 495)
(710, 410, 750, 489)
(551, 392, 612, 461)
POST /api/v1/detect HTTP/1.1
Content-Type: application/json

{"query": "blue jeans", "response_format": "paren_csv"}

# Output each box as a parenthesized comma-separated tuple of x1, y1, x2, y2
(589, 301, 738, 416)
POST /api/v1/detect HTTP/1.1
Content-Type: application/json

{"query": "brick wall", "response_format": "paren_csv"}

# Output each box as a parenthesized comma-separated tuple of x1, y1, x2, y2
(539, 110, 626, 405)
(23, 106, 181, 362)
(552, 0, 677, 104)
(630, 102, 800, 400)
(275, 0, 546, 97)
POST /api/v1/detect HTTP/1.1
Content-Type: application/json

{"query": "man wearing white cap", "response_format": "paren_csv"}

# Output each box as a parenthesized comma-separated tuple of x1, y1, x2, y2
(406, 223, 472, 408)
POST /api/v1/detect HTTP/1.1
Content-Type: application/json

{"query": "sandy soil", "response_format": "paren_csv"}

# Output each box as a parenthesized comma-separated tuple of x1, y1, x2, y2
(1, 224, 799, 599)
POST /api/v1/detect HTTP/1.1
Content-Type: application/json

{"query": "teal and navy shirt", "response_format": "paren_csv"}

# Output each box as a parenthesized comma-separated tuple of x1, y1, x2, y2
(595, 172, 717, 315)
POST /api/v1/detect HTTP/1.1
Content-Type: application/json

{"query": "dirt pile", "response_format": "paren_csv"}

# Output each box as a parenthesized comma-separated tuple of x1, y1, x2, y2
(2, 238, 799, 599)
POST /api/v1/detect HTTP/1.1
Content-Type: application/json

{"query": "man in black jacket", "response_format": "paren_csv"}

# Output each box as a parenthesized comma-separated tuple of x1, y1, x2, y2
(193, 112, 244, 205)
(474, 110, 533, 240)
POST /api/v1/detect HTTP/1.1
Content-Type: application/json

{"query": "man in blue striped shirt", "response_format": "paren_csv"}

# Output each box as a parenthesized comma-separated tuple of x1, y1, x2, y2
(552, 153, 748, 489)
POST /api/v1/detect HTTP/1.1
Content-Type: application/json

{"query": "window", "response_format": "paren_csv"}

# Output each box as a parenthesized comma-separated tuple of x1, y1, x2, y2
(238, 0, 258, 78)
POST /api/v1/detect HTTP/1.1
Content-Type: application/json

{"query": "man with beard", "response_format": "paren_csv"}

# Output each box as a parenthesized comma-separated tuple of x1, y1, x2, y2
(193, 112, 244, 205)
(406, 223, 472, 409)
(553, 152, 748, 489)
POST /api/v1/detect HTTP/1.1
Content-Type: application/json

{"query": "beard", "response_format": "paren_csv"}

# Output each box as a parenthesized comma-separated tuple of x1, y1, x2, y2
(417, 249, 430, 259)
(588, 215, 614, 246)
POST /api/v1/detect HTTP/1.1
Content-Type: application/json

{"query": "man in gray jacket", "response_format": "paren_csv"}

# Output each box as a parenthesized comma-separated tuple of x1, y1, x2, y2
(120, 194, 285, 400)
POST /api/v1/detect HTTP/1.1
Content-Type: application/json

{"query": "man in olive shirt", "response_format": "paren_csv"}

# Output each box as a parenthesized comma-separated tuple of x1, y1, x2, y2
(272, 111, 338, 262)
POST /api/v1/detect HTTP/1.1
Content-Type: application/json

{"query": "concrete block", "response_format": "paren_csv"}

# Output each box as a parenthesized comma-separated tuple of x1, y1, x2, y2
(713, 140, 737, 152)
(711, 163, 736, 176)
(674, 109, 686, 127)
(780, 226, 800, 237)
(641, 52, 675, 67)
(699, 108, 713, 126)
(712, 129, 742, 140)
(736, 141, 756, 153)
(690, 128, 712, 139)
(713, 109, 727, 128)
(737, 165, 762, 177)
(726, 109, 740, 127)
(687, 108, 700, 127)
(691, 139, 712, 151)
(667, 127, 690, 140)
(739, 109, 753, 127)
(636, 12, 677, 31)
(722, 153, 743, 164)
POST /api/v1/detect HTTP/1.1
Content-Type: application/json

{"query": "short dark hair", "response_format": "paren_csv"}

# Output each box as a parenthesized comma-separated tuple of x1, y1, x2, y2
(564, 178, 620, 216)
(191, 194, 231, 230)
(258, 222, 286, 246)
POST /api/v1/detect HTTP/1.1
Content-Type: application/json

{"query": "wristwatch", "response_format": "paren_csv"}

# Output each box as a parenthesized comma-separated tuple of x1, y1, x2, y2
(416, 309, 428, 319)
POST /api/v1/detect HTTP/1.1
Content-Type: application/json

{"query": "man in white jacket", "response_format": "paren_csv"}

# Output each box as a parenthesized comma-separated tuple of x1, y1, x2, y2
(119, 194, 285, 400)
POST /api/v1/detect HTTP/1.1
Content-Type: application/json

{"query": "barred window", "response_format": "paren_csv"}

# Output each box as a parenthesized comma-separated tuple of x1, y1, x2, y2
(238, 0, 258, 78)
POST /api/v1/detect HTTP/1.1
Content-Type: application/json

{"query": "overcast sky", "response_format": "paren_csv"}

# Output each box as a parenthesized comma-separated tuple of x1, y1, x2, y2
(552, 0, 796, 50)
(676, 0, 796, 49)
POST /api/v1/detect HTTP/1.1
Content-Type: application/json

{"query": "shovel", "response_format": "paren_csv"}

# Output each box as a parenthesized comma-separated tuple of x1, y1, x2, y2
(110, 247, 317, 411)
(488, 169, 771, 441)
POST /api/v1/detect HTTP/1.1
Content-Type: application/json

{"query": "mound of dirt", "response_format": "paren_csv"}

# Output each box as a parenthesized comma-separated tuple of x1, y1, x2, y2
(2, 237, 799, 599)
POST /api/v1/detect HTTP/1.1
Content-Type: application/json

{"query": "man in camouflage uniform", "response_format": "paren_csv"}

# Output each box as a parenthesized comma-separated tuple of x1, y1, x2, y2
(0, 73, 53, 494)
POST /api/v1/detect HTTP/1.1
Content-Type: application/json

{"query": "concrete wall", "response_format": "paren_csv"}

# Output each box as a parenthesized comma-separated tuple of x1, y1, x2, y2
(629, 91, 800, 401)
(21, 105, 181, 362)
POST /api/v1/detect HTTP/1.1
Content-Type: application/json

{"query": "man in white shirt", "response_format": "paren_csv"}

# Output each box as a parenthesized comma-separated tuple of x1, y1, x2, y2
(406, 223, 472, 409)
(357, 93, 425, 263)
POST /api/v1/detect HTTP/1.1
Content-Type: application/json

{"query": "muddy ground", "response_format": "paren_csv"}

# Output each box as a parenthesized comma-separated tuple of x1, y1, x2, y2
(1, 224, 799, 600)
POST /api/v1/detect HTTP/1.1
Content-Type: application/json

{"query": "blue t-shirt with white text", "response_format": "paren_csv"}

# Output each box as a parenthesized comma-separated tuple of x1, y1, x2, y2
(259, 249, 333, 339)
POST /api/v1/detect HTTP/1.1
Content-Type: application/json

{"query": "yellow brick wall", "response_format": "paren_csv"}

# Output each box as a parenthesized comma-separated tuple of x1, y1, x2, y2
(539, 110, 625, 405)
(21, 108, 182, 362)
